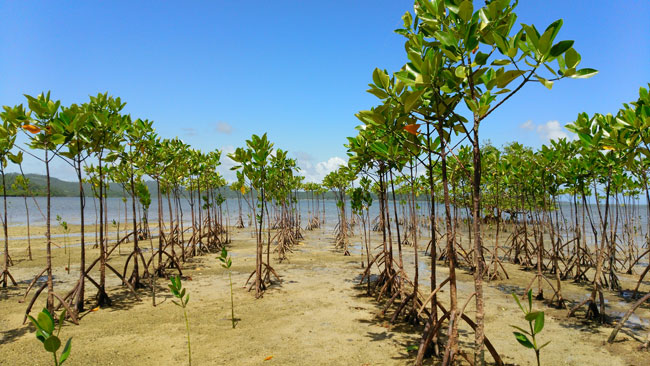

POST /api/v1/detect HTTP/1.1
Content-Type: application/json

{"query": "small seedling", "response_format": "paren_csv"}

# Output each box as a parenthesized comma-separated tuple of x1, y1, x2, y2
(56, 215, 70, 274)
(511, 290, 550, 366)
(28, 308, 72, 365)
(405, 344, 418, 353)
(169, 276, 192, 366)
(218, 247, 236, 329)
(111, 219, 120, 254)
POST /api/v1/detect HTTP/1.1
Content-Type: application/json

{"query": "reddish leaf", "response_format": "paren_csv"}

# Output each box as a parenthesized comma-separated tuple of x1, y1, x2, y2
(22, 124, 41, 134)
(403, 124, 421, 136)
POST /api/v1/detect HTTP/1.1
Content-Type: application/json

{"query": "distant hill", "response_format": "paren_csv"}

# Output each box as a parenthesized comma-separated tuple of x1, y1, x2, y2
(0, 173, 340, 199)
(0, 173, 159, 198)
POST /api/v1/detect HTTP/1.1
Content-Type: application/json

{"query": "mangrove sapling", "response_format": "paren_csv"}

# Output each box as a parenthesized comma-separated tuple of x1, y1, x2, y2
(566, 112, 630, 321)
(350, 178, 373, 292)
(56, 102, 95, 313)
(0, 109, 20, 287)
(361, 0, 598, 361)
(112, 219, 120, 255)
(218, 247, 236, 328)
(85, 93, 128, 307)
(118, 118, 155, 290)
(169, 275, 192, 366)
(18, 93, 78, 322)
(323, 168, 353, 255)
(511, 290, 550, 366)
(229, 133, 279, 297)
(56, 215, 71, 274)
(28, 308, 72, 366)
(141, 136, 180, 275)
(11, 167, 34, 261)
(232, 180, 246, 229)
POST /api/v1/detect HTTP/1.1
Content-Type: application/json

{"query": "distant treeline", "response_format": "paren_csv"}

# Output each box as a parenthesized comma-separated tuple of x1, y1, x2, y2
(0, 173, 341, 199)
(0, 173, 144, 198)
(0, 173, 434, 201)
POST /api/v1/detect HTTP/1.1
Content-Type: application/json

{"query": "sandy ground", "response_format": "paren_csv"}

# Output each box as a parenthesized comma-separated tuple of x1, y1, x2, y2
(0, 223, 649, 365)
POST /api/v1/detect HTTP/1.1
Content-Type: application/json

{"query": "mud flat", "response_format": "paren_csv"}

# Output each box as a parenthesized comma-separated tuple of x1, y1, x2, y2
(0, 226, 647, 365)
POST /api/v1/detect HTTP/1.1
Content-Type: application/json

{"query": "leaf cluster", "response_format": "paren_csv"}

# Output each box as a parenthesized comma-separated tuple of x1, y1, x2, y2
(27, 308, 72, 365)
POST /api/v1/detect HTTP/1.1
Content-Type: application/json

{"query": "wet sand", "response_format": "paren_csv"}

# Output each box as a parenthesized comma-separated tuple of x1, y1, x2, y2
(0, 224, 648, 365)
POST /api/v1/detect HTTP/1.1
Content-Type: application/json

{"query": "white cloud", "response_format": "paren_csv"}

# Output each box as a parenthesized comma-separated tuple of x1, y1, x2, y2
(299, 156, 346, 183)
(536, 120, 569, 141)
(520, 120, 535, 131)
(315, 157, 346, 180)
(217, 150, 346, 184)
(216, 121, 233, 134)
(519, 120, 574, 142)
(216, 144, 237, 181)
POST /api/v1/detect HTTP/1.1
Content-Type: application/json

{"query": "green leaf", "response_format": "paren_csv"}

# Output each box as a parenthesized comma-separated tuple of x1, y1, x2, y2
(453, 124, 466, 134)
(496, 70, 526, 88)
(570, 68, 598, 79)
(367, 87, 389, 99)
(458, 0, 473, 22)
(60, 338, 72, 364)
(38, 309, 55, 334)
(434, 30, 456, 48)
(491, 59, 511, 66)
(394, 70, 416, 87)
(512, 293, 525, 314)
(474, 51, 489, 65)
(403, 89, 425, 113)
(538, 340, 551, 350)
(27, 315, 47, 342)
(58, 309, 67, 332)
(562, 67, 576, 78)
(536, 76, 553, 90)
(454, 66, 466, 79)
(372, 68, 382, 87)
(377, 69, 390, 89)
(493, 33, 509, 53)
(445, 0, 460, 14)
(564, 48, 580, 69)
(534, 312, 545, 333)
(7, 151, 23, 164)
(525, 311, 541, 322)
(402, 11, 412, 29)
(577, 132, 592, 146)
(50, 134, 66, 145)
(521, 24, 540, 50)
(510, 325, 530, 335)
(549, 40, 574, 57)
(44, 335, 61, 353)
(513, 332, 534, 349)
(441, 48, 460, 62)
(168, 284, 178, 295)
(370, 142, 389, 157)
(538, 19, 563, 56)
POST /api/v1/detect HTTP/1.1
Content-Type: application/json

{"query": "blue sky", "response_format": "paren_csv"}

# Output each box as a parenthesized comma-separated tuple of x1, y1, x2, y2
(1, 1, 649, 181)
